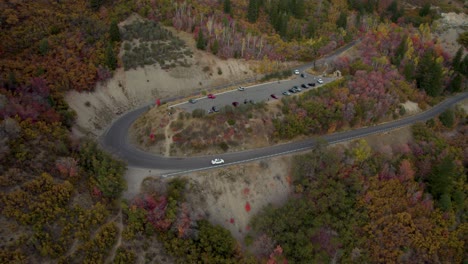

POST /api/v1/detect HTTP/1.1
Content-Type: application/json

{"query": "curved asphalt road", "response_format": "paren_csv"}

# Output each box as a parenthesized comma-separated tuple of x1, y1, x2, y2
(101, 91, 467, 172)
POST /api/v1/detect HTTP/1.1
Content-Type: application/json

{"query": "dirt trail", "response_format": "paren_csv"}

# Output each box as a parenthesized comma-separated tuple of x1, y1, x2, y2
(105, 209, 123, 264)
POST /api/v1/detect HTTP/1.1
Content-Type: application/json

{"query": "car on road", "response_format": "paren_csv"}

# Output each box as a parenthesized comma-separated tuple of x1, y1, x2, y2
(211, 158, 224, 165)
(300, 73, 306, 78)
(308, 82, 315, 87)
(282, 91, 291, 96)
(188, 99, 197, 104)
(301, 84, 308, 88)
(270, 94, 278, 99)
(317, 79, 324, 84)
(207, 94, 216, 99)
(293, 86, 302, 92)
(232, 102, 239, 107)
(211, 106, 219, 112)
(294, 69, 300, 75)
(238, 86, 245, 91)
(288, 88, 297, 93)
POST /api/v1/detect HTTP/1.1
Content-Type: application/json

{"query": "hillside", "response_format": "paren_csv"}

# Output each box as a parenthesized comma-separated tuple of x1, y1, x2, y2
(0, 0, 467, 263)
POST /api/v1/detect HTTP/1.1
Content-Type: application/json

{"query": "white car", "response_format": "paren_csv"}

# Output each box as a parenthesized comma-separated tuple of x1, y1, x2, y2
(211, 158, 225, 165)
(238, 86, 245, 91)
(317, 78, 324, 84)
(294, 69, 300, 75)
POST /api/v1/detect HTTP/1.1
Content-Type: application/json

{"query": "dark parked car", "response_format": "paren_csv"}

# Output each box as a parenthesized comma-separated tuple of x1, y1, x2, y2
(232, 102, 239, 107)
(211, 106, 219, 112)
(300, 73, 306, 78)
(244, 99, 248, 104)
(301, 84, 308, 88)
(308, 83, 316, 87)
(288, 88, 297, 93)
(270, 94, 278, 99)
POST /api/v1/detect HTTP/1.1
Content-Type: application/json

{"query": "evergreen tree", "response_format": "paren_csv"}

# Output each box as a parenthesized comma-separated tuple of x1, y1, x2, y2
(223, 0, 231, 14)
(39, 38, 49, 56)
(403, 60, 415, 81)
(196, 29, 206, 50)
(419, 3, 431, 17)
(457, 32, 468, 49)
(247, 0, 259, 23)
(105, 43, 117, 70)
(336, 12, 347, 29)
(439, 108, 455, 128)
(452, 47, 463, 72)
(449, 73, 462, 92)
(459, 54, 468, 77)
(416, 49, 443, 96)
(428, 156, 454, 199)
(109, 20, 121, 42)
(211, 39, 219, 55)
(392, 35, 407, 66)
(293, 0, 305, 19)
(90, 0, 103, 11)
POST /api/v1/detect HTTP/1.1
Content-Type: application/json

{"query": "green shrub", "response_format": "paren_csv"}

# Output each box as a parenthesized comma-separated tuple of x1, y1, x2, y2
(192, 109, 207, 118)
(439, 109, 455, 128)
(227, 119, 236, 126)
(219, 142, 229, 151)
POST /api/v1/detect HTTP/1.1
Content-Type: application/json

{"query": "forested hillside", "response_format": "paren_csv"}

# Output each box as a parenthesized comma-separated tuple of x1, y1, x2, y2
(0, 0, 467, 263)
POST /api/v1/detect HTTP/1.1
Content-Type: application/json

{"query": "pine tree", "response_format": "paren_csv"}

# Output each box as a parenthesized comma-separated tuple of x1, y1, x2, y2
(90, 0, 103, 11)
(196, 29, 206, 50)
(452, 47, 463, 72)
(416, 49, 443, 96)
(105, 43, 117, 70)
(336, 12, 347, 29)
(449, 73, 462, 92)
(460, 55, 468, 77)
(247, 0, 259, 23)
(211, 39, 219, 55)
(392, 35, 407, 66)
(109, 20, 120, 42)
(223, 0, 231, 15)
(403, 60, 415, 81)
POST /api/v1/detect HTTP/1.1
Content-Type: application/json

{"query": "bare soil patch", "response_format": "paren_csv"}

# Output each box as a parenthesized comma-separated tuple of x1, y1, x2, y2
(139, 156, 293, 242)
(65, 14, 256, 137)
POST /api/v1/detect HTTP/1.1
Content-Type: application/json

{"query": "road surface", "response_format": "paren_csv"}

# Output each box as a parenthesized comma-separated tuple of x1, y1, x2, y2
(101, 91, 467, 173)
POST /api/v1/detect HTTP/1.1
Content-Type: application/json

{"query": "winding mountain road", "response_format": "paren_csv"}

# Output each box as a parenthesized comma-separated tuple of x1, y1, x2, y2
(99, 39, 467, 173)
(101, 91, 467, 172)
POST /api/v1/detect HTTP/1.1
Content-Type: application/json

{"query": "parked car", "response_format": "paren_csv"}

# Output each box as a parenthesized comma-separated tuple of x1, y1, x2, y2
(244, 99, 248, 104)
(238, 86, 245, 91)
(294, 69, 300, 75)
(308, 83, 316, 87)
(211, 106, 219, 112)
(232, 102, 239, 107)
(288, 88, 297, 93)
(317, 78, 324, 84)
(294, 86, 302, 92)
(301, 84, 308, 88)
(282, 91, 291, 96)
(270, 94, 278, 99)
(188, 99, 197, 104)
(207, 94, 216, 99)
(300, 73, 306, 78)
(211, 158, 224, 165)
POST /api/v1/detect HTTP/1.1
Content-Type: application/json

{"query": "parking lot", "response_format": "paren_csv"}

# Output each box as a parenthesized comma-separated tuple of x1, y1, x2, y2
(169, 72, 336, 113)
